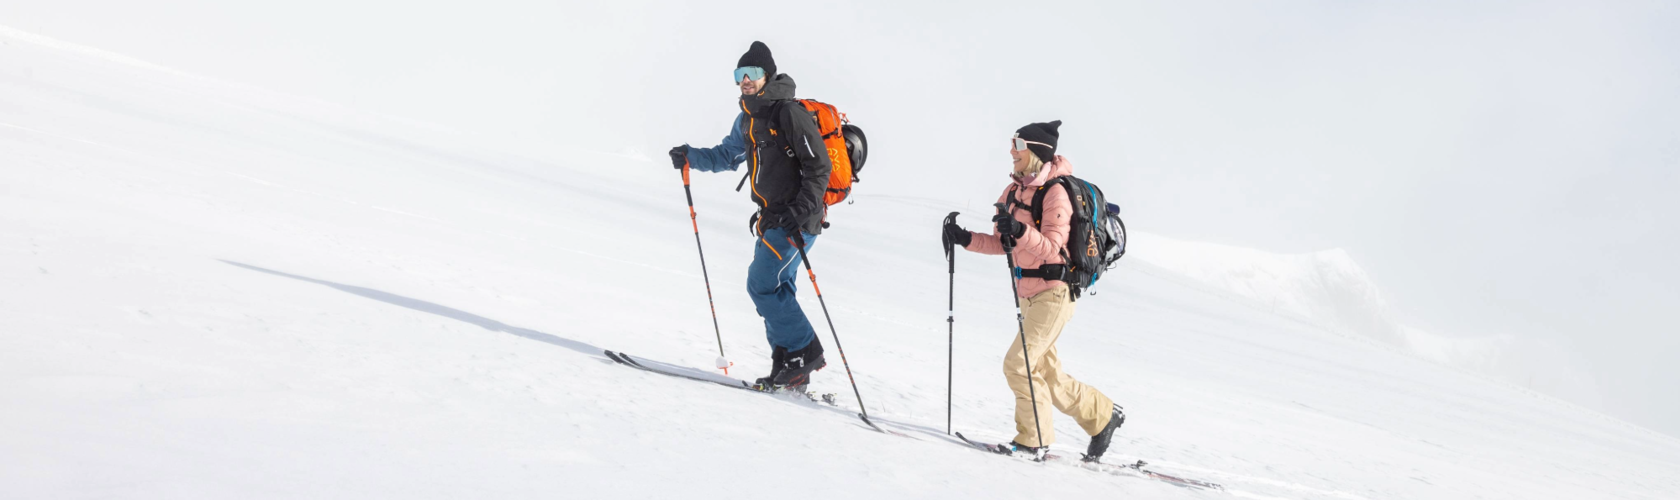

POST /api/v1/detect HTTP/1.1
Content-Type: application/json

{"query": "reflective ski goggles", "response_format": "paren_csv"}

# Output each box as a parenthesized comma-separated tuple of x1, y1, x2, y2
(734, 66, 766, 83)
(1011, 134, 1052, 152)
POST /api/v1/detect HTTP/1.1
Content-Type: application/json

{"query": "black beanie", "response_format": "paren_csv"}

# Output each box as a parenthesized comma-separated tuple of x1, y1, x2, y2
(1015, 120, 1062, 163)
(737, 41, 777, 79)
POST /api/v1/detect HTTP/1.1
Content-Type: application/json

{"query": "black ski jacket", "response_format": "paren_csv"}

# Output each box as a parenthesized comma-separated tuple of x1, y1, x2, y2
(739, 74, 832, 235)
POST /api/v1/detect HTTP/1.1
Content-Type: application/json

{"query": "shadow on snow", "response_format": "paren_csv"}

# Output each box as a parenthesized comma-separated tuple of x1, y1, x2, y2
(220, 260, 604, 359)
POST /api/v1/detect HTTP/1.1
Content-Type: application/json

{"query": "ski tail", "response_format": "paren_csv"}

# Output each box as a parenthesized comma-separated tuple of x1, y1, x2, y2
(859, 413, 914, 439)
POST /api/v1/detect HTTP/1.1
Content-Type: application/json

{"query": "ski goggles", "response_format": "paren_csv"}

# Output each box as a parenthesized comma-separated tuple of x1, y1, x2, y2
(1011, 134, 1052, 152)
(734, 66, 766, 83)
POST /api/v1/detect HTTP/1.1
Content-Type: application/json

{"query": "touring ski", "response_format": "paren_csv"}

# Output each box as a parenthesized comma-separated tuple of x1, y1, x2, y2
(604, 350, 836, 405)
(953, 432, 1222, 490)
(956, 431, 1046, 461)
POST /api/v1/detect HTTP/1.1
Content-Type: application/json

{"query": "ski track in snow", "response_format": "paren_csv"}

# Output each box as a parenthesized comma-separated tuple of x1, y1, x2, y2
(3, 24, 1679, 500)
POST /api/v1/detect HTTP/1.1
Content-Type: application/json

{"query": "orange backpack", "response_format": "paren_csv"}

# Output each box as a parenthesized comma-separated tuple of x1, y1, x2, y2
(790, 99, 860, 206)
(740, 99, 869, 206)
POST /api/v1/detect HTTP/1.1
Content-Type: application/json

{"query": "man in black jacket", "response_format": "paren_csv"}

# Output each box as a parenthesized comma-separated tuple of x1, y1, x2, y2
(668, 41, 832, 389)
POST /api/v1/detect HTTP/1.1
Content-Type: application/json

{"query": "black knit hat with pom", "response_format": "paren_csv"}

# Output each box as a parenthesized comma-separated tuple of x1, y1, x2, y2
(1015, 120, 1061, 163)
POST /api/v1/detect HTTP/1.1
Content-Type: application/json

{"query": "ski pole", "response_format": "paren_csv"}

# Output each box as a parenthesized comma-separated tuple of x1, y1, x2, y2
(682, 162, 731, 375)
(789, 232, 877, 428)
(944, 211, 959, 436)
(996, 202, 1044, 454)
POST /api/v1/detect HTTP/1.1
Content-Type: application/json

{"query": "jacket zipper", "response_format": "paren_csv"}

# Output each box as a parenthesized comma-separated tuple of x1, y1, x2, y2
(742, 100, 767, 207)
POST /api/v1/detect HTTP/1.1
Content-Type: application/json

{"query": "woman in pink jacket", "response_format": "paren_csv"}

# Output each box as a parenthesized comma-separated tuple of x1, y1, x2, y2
(942, 120, 1125, 461)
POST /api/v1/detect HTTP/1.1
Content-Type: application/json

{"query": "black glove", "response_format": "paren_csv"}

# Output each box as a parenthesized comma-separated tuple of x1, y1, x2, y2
(993, 212, 1026, 239)
(668, 145, 690, 169)
(942, 219, 972, 248)
(764, 206, 803, 234)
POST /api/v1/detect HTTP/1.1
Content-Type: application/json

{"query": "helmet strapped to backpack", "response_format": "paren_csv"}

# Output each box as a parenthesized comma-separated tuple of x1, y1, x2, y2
(842, 123, 867, 177)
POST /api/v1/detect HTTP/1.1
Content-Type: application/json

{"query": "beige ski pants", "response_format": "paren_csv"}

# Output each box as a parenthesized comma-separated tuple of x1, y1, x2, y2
(1004, 285, 1114, 448)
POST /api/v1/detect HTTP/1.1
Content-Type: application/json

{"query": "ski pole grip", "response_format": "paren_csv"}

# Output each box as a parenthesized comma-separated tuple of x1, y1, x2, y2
(682, 162, 692, 185)
(942, 211, 959, 262)
(993, 203, 1015, 250)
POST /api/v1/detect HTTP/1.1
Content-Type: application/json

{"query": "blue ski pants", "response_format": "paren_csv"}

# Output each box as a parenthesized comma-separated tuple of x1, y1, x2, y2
(747, 227, 818, 351)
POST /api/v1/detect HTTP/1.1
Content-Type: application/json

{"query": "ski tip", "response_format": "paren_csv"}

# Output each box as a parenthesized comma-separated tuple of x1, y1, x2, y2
(617, 352, 647, 368)
(603, 350, 650, 370)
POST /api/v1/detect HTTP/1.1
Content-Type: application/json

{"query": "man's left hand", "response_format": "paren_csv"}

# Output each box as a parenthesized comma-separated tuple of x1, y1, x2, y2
(766, 206, 803, 233)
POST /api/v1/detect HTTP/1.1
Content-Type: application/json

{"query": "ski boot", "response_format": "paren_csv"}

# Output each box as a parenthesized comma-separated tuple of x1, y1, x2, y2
(769, 337, 826, 389)
(1082, 404, 1126, 463)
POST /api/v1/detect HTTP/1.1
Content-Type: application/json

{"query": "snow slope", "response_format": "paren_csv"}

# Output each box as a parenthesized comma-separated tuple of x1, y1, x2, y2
(3, 27, 1678, 499)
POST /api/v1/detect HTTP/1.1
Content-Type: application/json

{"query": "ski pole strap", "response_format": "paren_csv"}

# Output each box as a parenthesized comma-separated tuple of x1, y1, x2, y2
(1015, 264, 1072, 282)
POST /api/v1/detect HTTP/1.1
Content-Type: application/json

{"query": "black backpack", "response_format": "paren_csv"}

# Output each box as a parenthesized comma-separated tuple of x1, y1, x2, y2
(1024, 176, 1127, 299)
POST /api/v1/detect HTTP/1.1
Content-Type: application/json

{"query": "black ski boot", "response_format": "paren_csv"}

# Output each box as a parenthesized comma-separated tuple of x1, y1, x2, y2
(769, 336, 826, 389)
(1083, 404, 1126, 463)
(752, 346, 788, 391)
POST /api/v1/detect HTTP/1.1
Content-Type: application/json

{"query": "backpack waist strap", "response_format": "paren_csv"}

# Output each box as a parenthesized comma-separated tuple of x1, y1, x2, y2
(1014, 264, 1072, 282)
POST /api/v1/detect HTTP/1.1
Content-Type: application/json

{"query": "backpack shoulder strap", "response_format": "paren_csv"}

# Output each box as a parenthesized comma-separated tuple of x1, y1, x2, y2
(766, 100, 786, 130)
(1029, 185, 1049, 228)
(768, 99, 814, 148)
(768, 99, 812, 128)
(1028, 176, 1074, 228)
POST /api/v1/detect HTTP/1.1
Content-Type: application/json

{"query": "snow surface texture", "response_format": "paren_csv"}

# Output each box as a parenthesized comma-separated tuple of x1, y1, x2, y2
(3, 26, 1677, 499)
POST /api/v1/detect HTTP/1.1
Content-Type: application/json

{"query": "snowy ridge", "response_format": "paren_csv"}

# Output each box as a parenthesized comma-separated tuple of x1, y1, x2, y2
(1126, 232, 1605, 407)
(0, 24, 184, 75)
(1128, 232, 1402, 345)
(3, 25, 1677, 500)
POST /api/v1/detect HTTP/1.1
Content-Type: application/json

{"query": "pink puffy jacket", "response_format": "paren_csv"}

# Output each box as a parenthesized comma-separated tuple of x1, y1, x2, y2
(965, 155, 1075, 299)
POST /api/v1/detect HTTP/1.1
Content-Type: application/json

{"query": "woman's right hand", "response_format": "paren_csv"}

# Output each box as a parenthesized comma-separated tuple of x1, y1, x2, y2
(942, 219, 972, 249)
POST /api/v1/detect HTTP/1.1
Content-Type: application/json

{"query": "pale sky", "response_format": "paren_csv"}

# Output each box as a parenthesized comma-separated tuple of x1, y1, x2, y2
(4, 0, 1675, 435)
